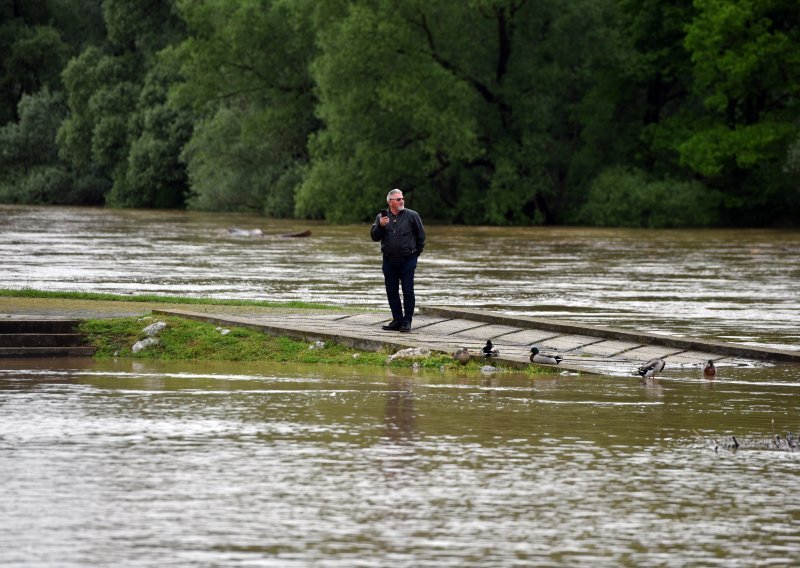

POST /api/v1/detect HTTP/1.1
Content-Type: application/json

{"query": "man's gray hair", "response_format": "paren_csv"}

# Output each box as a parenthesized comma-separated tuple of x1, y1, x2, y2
(386, 188, 402, 202)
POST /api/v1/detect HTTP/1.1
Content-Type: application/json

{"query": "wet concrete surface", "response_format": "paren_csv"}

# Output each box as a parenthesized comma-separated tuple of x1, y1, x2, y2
(152, 306, 798, 377)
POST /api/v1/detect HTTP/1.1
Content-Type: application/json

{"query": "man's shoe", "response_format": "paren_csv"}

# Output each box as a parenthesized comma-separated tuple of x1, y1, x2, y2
(382, 320, 402, 331)
(400, 322, 412, 333)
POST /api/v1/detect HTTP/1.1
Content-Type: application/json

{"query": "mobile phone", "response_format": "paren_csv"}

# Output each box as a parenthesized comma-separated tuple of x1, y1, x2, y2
(380, 209, 389, 218)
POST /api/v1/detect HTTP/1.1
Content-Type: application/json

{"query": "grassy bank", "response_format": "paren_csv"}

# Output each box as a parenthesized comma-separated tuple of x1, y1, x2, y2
(78, 315, 486, 371)
(0, 288, 336, 310)
(3, 288, 541, 373)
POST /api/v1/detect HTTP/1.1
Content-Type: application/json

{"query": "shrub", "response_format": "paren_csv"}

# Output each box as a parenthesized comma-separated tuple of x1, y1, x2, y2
(575, 167, 722, 228)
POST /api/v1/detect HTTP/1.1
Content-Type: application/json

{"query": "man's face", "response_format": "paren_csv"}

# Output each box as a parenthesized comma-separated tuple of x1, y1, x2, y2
(388, 193, 405, 213)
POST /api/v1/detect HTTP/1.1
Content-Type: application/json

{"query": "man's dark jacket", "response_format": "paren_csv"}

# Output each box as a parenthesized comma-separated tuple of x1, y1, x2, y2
(370, 208, 426, 258)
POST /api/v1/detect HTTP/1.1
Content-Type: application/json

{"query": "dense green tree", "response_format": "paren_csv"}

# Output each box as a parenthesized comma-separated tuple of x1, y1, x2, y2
(575, 166, 721, 227)
(57, 46, 137, 177)
(56, 0, 189, 207)
(0, 1, 108, 204)
(298, 0, 628, 224)
(109, 59, 192, 208)
(605, 0, 695, 175)
(0, 0, 104, 124)
(172, 0, 319, 216)
(0, 88, 99, 203)
(1, 21, 67, 124)
(681, 0, 800, 223)
(0, 89, 62, 169)
(569, 0, 722, 227)
(46, 0, 106, 51)
(1, 0, 799, 227)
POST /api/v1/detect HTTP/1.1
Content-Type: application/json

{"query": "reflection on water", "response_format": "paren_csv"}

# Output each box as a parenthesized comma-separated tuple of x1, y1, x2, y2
(1, 205, 799, 350)
(383, 376, 417, 444)
(2, 358, 800, 566)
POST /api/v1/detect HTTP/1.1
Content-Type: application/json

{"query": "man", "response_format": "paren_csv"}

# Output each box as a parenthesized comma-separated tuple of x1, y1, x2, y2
(370, 188, 426, 332)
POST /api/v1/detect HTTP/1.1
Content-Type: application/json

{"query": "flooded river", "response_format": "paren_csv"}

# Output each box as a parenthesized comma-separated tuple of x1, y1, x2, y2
(2, 358, 800, 566)
(1, 204, 799, 350)
(2, 205, 800, 565)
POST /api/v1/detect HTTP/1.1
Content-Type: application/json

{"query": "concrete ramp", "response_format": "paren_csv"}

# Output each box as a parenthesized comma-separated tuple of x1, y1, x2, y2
(153, 306, 799, 376)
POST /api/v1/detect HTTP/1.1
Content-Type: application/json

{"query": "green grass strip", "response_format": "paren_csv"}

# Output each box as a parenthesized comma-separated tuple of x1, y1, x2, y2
(0, 288, 335, 310)
(79, 315, 464, 369)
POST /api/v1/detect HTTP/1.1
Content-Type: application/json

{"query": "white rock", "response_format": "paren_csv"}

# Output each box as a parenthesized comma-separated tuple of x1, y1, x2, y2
(308, 340, 325, 350)
(388, 347, 431, 361)
(481, 365, 497, 374)
(132, 337, 159, 353)
(142, 321, 167, 336)
(219, 328, 230, 335)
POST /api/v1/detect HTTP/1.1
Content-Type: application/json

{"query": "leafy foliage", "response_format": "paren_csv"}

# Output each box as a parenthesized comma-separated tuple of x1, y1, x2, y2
(0, 88, 87, 203)
(679, 0, 800, 222)
(55, 0, 189, 207)
(0, 0, 798, 226)
(172, 0, 319, 217)
(108, 61, 192, 208)
(574, 167, 722, 228)
(0, 13, 70, 124)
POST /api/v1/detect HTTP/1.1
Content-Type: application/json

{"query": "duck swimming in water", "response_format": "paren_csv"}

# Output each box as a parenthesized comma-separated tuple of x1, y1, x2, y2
(637, 358, 666, 378)
(529, 346, 563, 365)
(453, 347, 471, 365)
(703, 360, 716, 378)
(482, 340, 499, 358)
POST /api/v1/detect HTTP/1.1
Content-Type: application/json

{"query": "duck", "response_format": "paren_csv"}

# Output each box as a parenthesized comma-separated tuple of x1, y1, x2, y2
(637, 358, 665, 378)
(453, 347, 471, 365)
(529, 346, 563, 365)
(482, 340, 499, 358)
(703, 360, 716, 378)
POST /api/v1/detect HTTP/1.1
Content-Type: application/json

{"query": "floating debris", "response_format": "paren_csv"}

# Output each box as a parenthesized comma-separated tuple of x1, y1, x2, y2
(228, 227, 263, 237)
(282, 229, 312, 238)
(701, 432, 798, 453)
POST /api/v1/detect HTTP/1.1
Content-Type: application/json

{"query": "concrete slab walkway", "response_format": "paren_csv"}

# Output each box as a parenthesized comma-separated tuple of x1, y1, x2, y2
(154, 306, 800, 376)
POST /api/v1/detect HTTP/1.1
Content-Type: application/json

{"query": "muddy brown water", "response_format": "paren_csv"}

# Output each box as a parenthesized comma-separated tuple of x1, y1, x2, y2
(1, 204, 798, 350)
(2, 205, 800, 566)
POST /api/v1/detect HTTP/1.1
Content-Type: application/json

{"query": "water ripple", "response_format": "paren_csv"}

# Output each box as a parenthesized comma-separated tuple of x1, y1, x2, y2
(2, 205, 799, 350)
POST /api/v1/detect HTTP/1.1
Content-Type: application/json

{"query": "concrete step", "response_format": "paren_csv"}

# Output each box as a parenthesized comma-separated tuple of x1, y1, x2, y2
(0, 346, 96, 358)
(0, 318, 94, 358)
(0, 319, 81, 334)
(0, 333, 86, 348)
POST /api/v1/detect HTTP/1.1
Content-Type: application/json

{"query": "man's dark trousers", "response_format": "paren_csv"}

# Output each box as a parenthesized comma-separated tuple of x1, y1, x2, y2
(382, 255, 418, 324)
